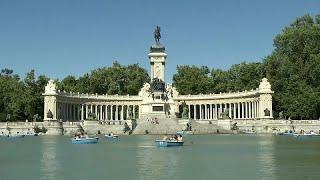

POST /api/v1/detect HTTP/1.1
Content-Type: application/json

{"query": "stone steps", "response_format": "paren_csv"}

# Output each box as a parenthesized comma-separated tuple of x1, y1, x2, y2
(133, 118, 184, 135)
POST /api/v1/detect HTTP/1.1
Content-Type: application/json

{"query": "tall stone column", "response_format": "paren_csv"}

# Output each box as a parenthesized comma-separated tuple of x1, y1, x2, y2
(249, 102, 252, 119)
(81, 104, 84, 120)
(209, 104, 213, 120)
(237, 102, 241, 119)
(252, 101, 256, 119)
(204, 104, 207, 120)
(120, 105, 124, 120)
(115, 105, 118, 120)
(85, 104, 88, 120)
(233, 103, 236, 119)
(213, 104, 216, 119)
(241, 103, 244, 119)
(133, 106, 136, 119)
(219, 104, 222, 119)
(193, 105, 196, 120)
(198, 105, 201, 120)
(246, 102, 249, 119)
(126, 105, 129, 120)
(228, 104, 232, 119)
(100, 105, 102, 120)
(110, 105, 113, 120)
(257, 101, 260, 119)
(105, 105, 108, 120)
(95, 105, 98, 120)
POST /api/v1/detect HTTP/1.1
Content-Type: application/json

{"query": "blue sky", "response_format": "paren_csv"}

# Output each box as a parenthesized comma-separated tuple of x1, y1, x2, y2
(0, 0, 319, 82)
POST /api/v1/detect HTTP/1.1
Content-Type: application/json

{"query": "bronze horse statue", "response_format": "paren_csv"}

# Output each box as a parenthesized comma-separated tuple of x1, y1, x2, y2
(154, 26, 161, 44)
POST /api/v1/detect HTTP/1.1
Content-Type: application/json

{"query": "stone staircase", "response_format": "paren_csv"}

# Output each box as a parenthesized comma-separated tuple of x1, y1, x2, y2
(188, 119, 232, 134)
(132, 117, 184, 135)
(132, 118, 232, 135)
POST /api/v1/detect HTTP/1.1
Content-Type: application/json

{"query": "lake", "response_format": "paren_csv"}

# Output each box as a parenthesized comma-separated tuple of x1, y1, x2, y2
(1, 135, 320, 180)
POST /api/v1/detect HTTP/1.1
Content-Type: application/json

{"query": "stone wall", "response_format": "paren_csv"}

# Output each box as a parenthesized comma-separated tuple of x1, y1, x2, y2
(2, 119, 320, 135)
(231, 119, 320, 133)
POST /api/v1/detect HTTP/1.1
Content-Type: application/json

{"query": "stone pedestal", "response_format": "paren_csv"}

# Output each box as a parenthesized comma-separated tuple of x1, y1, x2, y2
(43, 80, 58, 121)
(149, 44, 167, 81)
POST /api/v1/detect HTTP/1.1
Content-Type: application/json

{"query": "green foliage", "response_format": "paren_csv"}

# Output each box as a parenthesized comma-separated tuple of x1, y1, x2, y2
(173, 63, 264, 95)
(0, 69, 48, 121)
(264, 14, 320, 119)
(33, 125, 48, 134)
(173, 65, 213, 94)
(58, 62, 149, 95)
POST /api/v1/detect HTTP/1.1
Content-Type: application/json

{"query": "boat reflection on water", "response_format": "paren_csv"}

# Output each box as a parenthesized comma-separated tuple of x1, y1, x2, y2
(71, 137, 99, 144)
(257, 136, 276, 179)
(136, 136, 181, 179)
(40, 137, 59, 180)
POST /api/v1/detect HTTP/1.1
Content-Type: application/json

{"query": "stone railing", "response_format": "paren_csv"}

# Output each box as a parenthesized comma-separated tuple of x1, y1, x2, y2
(62, 121, 83, 126)
(55, 91, 142, 101)
(97, 120, 131, 125)
(0, 121, 62, 127)
(176, 89, 260, 100)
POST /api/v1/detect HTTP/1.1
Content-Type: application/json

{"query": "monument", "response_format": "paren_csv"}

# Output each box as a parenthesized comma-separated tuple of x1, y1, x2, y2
(42, 27, 274, 131)
(140, 26, 177, 119)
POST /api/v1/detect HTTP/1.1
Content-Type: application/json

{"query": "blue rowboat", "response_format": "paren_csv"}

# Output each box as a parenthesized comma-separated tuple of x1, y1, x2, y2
(71, 137, 99, 144)
(0, 134, 25, 138)
(105, 134, 119, 139)
(277, 132, 296, 136)
(155, 140, 184, 147)
(293, 133, 320, 138)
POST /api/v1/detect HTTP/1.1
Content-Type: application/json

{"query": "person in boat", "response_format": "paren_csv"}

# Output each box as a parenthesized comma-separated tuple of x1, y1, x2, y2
(177, 134, 183, 142)
(80, 132, 85, 138)
(169, 134, 178, 141)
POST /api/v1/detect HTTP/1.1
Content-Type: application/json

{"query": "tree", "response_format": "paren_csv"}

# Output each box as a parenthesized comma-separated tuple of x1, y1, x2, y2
(264, 14, 320, 119)
(173, 65, 212, 95)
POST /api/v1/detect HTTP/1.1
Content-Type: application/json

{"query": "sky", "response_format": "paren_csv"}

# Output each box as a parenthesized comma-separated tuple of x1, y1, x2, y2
(0, 0, 319, 82)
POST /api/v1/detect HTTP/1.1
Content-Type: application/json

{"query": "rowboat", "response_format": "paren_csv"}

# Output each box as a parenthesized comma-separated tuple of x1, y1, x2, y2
(0, 134, 25, 138)
(242, 130, 256, 134)
(155, 140, 184, 147)
(293, 132, 320, 138)
(105, 134, 119, 139)
(277, 132, 296, 136)
(71, 137, 99, 144)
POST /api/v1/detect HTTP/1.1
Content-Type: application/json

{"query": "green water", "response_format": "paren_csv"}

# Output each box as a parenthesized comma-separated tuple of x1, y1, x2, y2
(1, 135, 320, 180)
